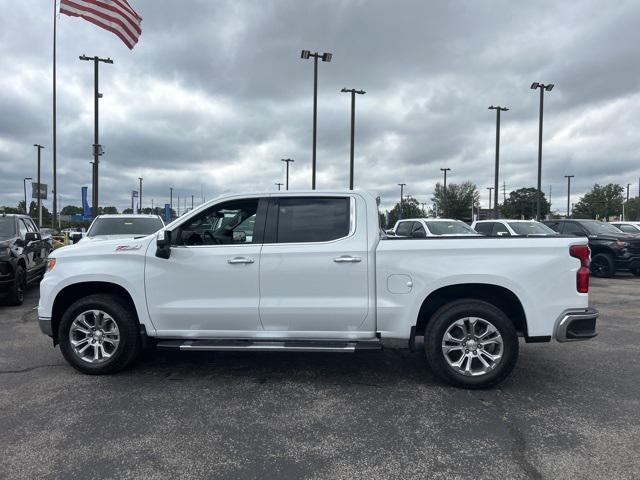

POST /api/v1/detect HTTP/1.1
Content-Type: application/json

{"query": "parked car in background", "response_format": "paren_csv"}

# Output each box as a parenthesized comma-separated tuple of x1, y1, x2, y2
(543, 219, 640, 277)
(39, 191, 597, 388)
(392, 218, 479, 237)
(39, 228, 60, 248)
(79, 214, 165, 243)
(0, 214, 53, 305)
(610, 221, 640, 236)
(472, 219, 558, 237)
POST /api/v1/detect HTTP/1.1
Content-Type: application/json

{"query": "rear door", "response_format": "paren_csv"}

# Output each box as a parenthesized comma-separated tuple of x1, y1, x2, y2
(258, 195, 371, 336)
(395, 221, 413, 237)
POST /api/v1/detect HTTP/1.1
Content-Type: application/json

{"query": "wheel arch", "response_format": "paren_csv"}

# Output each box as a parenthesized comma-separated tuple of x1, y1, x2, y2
(415, 283, 528, 338)
(51, 281, 139, 343)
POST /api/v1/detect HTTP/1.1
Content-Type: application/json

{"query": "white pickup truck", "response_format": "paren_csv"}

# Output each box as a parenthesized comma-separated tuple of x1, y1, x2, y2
(38, 190, 598, 388)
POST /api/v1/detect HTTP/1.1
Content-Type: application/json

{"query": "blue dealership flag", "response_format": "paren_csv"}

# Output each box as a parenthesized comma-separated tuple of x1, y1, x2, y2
(164, 204, 171, 223)
(81, 186, 91, 219)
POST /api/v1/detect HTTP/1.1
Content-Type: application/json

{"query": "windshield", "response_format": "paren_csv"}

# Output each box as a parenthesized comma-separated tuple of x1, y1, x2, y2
(581, 221, 625, 235)
(426, 221, 476, 235)
(0, 217, 16, 238)
(87, 217, 164, 237)
(507, 222, 557, 235)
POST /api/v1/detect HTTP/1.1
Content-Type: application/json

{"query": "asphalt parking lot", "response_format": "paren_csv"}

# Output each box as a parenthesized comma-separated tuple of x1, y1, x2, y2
(0, 277, 639, 480)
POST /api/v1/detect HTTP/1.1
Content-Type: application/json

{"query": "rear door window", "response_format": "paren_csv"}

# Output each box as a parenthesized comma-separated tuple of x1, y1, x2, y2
(561, 222, 587, 236)
(273, 197, 350, 243)
(474, 222, 493, 235)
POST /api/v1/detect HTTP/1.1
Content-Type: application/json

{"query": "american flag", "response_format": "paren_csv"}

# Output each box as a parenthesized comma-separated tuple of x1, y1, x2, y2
(60, 0, 142, 49)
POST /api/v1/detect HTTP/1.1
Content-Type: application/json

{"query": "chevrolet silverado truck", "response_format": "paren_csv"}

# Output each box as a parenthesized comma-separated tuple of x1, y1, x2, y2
(38, 191, 598, 388)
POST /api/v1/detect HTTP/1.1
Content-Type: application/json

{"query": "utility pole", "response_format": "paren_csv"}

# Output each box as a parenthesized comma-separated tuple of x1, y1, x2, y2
(549, 184, 552, 214)
(281, 158, 294, 190)
(503, 181, 507, 203)
(530, 82, 554, 220)
(33, 144, 44, 227)
(440, 168, 451, 217)
(398, 183, 406, 220)
(341, 88, 366, 189)
(275, 182, 283, 191)
(79, 54, 113, 218)
(487, 187, 494, 210)
(625, 183, 631, 221)
(191, 195, 194, 210)
(169, 187, 173, 219)
(131, 190, 137, 213)
(300, 50, 332, 189)
(564, 175, 574, 218)
(138, 177, 143, 213)
(488, 105, 508, 218)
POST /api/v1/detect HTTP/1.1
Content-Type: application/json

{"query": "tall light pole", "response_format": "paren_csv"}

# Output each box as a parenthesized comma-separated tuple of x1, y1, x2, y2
(33, 144, 44, 227)
(625, 183, 631, 221)
(300, 50, 332, 190)
(138, 177, 143, 213)
(281, 158, 294, 190)
(341, 88, 366, 190)
(398, 183, 406, 220)
(275, 182, 283, 191)
(440, 168, 451, 217)
(488, 105, 508, 218)
(564, 175, 574, 218)
(79, 54, 113, 218)
(191, 195, 194, 210)
(487, 187, 494, 210)
(531, 82, 554, 220)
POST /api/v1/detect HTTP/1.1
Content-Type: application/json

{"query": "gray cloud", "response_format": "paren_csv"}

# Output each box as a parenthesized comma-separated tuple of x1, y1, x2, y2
(1, 0, 639, 214)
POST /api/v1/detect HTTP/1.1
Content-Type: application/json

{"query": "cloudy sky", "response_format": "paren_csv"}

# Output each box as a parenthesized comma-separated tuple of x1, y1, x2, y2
(1, 0, 639, 213)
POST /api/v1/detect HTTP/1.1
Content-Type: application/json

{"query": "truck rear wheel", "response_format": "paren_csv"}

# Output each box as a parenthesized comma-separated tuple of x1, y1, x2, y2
(58, 294, 140, 375)
(6, 265, 26, 306)
(424, 299, 519, 389)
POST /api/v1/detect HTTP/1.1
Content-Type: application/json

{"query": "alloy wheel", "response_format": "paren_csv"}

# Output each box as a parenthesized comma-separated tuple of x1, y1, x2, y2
(69, 310, 120, 364)
(441, 317, 504, 377)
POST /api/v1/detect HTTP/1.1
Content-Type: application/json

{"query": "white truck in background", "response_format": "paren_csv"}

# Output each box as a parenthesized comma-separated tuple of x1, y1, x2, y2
(38, 190, 597, 388)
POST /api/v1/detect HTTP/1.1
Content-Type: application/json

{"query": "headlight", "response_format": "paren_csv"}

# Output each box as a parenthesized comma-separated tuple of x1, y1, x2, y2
(46, 258, 57, 272)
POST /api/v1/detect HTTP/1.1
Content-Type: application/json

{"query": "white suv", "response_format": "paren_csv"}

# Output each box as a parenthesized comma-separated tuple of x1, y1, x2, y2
(472, 219, 558, 236)
(392, 218, 479, 237)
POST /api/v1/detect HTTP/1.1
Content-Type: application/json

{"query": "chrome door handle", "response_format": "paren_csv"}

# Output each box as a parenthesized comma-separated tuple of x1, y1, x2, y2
(227, 257, 255, 264)
(333, 255, 362, 263)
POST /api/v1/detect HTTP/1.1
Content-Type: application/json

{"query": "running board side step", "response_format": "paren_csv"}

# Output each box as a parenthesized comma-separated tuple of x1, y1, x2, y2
(156, 339, 381, 353)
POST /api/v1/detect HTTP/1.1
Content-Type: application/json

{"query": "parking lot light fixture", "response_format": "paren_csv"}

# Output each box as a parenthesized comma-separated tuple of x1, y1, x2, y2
(564, 175, 574, 218)
(488, 105, 508, 219)
(281, 158, 294, 190)
(531, 82, 554, 220)
(300, 49, 333, 189)
(275, 182, 283, 191)
(341, 88, 366, 190)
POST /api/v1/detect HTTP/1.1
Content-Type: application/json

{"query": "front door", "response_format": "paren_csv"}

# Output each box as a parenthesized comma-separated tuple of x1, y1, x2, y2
(145, 197, 266, 337)
(258, 195, 371, 337)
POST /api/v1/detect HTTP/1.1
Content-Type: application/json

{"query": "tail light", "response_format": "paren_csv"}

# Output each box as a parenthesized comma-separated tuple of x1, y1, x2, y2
(570, 245, 590, 293)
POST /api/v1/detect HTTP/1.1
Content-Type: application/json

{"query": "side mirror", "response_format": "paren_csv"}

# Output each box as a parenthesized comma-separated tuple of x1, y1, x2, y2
(385, 229, 396, 236)
(496, 231, 510, 237)
(25, 232, 39, 243)
(156, 230, 172, 259)
(412, 230, 427, 238)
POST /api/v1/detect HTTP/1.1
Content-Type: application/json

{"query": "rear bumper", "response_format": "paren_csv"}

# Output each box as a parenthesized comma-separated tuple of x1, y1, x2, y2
(554, 307, 598, 342)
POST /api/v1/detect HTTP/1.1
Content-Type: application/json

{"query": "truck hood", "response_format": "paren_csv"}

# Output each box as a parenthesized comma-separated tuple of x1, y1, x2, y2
(79, 234, 149, 243)
(52, 234, 156, 259)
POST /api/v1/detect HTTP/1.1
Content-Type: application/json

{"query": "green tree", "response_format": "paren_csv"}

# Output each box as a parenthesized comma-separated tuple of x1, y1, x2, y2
(501, 188, 550, 219)
(61, 205, 82, 215)
(624, 197, 640, 221)
(385, 195, 424, 227)
(572, 183, 623, 220)
(431, 181, 479, 219)
(99, 206, 119, 214)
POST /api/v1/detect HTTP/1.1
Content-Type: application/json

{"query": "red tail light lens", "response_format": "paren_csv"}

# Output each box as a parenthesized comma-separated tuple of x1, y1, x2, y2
(570, 244, 590, 293)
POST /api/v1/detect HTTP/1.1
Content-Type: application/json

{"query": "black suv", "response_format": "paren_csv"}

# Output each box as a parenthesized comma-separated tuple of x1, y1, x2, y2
(0, 214, 53, 305)
(543, 219, 640, 277)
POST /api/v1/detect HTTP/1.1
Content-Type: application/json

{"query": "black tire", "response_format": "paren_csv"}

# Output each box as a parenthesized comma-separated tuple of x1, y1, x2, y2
(631, 267, 640, 277)
(590, 253, 615, 278)
(6, 265, 26, 306)
(424, 299, 519, 389)
(58, 294, 140, 375)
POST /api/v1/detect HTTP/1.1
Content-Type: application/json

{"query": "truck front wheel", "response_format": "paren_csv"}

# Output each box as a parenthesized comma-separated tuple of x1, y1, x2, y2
(58, 294, 140, 375)
(424, 299, 519, 389)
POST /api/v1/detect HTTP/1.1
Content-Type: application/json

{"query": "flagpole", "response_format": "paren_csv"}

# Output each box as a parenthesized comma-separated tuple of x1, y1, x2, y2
(52, 0, 58, 229)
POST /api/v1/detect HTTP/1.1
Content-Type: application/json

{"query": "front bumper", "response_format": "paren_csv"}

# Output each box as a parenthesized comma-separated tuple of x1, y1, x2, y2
(614, 252, 640, 271)
(555, 307, 598, 342)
